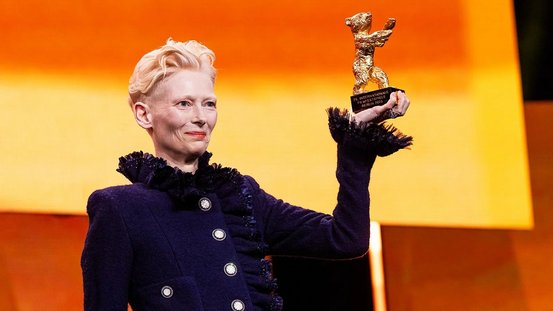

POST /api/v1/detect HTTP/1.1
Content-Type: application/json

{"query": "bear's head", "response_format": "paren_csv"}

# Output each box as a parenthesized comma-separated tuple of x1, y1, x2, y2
(345, 12, 372, 33)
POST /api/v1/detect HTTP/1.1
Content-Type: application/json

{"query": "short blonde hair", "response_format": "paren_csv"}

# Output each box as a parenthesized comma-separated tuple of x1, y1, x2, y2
(128, 38, 216, 105)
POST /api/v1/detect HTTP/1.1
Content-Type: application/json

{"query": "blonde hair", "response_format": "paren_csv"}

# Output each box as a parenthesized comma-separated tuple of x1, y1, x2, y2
(128, 38, 216, 105)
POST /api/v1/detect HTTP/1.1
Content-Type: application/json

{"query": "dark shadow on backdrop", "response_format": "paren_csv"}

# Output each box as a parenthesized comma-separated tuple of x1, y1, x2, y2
(514, 0, 553, 101)
(273, 254, 374, 311)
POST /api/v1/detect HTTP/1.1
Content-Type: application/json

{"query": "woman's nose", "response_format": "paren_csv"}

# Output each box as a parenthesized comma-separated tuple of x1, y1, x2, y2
(191, 104, 207, 126)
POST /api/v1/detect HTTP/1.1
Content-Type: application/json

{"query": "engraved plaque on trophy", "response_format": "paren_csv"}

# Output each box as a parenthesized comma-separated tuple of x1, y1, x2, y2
(345, 12, 404, 113)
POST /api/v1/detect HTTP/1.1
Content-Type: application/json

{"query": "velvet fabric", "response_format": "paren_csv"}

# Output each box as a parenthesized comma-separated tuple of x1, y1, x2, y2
(81, 110, 412, 311)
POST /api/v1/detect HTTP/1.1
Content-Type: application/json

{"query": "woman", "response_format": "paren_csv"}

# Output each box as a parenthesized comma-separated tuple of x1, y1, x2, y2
(81, 39, 411, 311)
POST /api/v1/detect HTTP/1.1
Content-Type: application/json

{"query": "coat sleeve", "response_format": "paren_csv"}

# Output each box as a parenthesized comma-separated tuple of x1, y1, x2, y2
(81, 189, 133, 311)
(255, 108, 412, 259)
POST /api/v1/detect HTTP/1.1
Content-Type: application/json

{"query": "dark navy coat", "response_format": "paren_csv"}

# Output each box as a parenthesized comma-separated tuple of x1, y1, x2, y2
(81, 109, 412, 311)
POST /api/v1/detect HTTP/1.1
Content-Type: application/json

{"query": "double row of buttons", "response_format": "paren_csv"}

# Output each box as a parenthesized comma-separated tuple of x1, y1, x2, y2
(159, 197, 246, 310)
(159, 286, 244, 310)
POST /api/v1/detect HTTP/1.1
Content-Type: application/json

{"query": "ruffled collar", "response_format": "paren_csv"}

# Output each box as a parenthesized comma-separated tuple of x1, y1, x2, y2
(116, 151, 240, 205)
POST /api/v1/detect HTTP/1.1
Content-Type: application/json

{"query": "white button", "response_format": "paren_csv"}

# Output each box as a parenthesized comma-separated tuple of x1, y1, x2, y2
(161, 286, 173, 298)
(198, 197, 212, 211)
(224, 262, 238, 276)
(212, 229, 226, 241)
(231, 299, 245, 311)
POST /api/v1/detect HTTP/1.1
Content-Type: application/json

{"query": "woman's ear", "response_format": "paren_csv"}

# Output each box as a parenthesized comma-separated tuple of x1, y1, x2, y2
(133, 102, 153, 129)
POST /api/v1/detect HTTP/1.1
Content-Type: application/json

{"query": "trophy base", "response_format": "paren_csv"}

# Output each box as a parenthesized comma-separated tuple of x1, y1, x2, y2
(350, 87, 404, 113)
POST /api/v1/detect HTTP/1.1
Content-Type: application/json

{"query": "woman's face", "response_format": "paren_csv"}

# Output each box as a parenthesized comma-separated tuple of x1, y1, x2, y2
(144, 70, 217, 164)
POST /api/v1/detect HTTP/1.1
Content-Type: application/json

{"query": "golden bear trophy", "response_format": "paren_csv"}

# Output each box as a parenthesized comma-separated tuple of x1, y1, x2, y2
(346, 12, 404, 113)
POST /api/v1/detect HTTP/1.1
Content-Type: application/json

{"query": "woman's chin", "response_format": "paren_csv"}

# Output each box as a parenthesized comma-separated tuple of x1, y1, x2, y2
(184, 147, 208, 159)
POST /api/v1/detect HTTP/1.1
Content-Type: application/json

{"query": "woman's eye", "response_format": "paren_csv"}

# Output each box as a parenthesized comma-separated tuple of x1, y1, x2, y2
(178, 101, 192, 107)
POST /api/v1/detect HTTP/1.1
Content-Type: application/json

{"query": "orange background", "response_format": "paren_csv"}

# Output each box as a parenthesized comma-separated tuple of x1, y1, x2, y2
(0, 0, 532, 228)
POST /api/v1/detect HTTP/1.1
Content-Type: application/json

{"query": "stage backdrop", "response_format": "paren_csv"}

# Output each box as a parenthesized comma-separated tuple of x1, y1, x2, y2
(0, 0, 532, 228)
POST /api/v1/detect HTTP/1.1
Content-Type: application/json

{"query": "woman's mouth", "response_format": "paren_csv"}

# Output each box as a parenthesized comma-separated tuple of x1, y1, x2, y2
(185, 131, 207, 139)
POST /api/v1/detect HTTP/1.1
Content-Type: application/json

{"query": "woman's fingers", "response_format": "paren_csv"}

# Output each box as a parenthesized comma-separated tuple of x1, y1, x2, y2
(353, 93, 396, 123)
(374, 96, 396, 114)
(394, 91, 410, 116)
(352, 91, 409, 123)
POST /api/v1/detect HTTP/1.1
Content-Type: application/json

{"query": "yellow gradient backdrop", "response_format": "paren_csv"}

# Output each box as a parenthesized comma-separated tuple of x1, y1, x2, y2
(0, 0, 532, 228)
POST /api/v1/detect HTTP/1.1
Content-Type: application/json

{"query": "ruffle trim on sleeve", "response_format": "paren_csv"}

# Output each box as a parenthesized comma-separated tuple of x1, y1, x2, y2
(327, 107, 413, 157)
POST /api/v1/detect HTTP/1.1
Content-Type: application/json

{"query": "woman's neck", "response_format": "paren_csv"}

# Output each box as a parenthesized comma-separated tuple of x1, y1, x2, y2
(156, 151, 199, 173)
